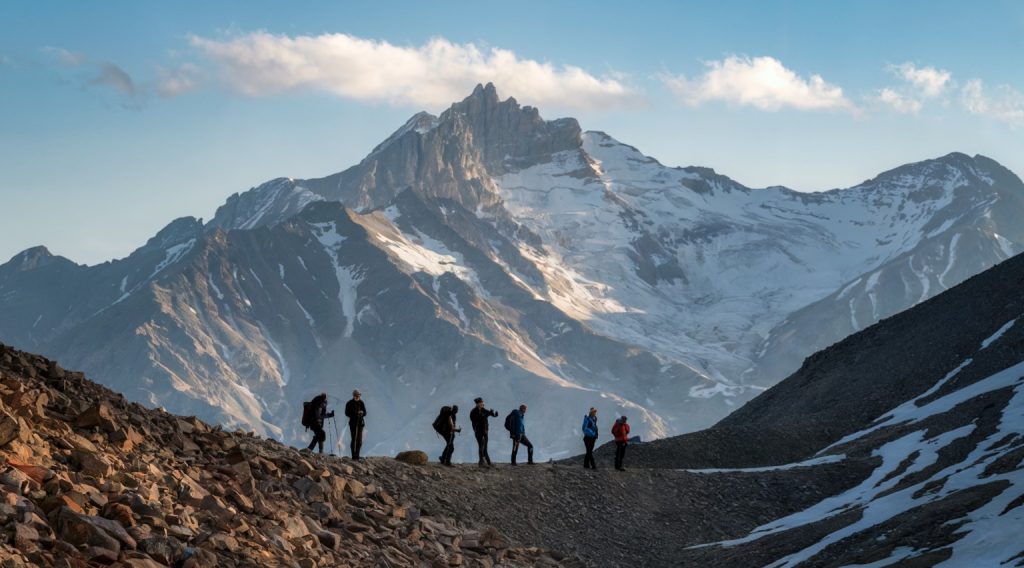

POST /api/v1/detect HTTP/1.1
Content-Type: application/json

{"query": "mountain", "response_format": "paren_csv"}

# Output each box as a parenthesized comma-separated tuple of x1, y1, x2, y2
(455, 245, 1024, 566)
(0, 343, 573, 566)
(1, 84, 1023, 458)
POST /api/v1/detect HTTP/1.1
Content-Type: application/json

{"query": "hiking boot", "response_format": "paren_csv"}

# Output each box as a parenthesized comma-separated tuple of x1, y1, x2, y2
(527, 461, 536, 465)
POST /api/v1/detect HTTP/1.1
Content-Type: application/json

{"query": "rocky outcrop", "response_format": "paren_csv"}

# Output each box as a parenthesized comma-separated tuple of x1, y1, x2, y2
(0, 345, 575, 567)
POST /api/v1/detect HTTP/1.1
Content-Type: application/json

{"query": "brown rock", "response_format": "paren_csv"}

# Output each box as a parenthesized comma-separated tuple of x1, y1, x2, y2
(178, 476, 209, 505)
(75, 403, 116, 432)
(345, 479, 366, 498)
(102, 502, 135, 527)
(56, 506, 121, 554)
(0, 409, 20, 447)
(12, 523, 40, 551)
(70, 449, 113, 478)
(138, 535, 184, 565)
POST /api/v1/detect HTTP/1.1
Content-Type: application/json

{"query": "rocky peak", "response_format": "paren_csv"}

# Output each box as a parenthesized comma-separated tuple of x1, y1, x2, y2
(5, 246, 56, 271)
(142, 217, 204, 251)
(435, 83, 583, 175)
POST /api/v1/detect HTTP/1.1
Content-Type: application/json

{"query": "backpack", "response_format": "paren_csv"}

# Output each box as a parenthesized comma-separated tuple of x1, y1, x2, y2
(504, 410, 516, 433)
(301, 399, 316, 430)
(611, 420, 623, 437)
(432, 406, 451, 436)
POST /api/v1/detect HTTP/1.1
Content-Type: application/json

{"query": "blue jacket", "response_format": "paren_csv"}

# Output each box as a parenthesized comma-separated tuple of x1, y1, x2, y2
(510, 409, 526, 437)
(582, 415, 598, 438)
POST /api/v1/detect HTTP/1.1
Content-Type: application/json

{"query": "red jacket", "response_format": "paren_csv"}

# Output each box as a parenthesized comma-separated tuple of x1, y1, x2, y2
(611, 419, 630, 443)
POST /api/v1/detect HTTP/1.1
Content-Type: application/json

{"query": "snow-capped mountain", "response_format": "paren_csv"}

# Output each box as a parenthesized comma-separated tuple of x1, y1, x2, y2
(1, 84, 1022, 458)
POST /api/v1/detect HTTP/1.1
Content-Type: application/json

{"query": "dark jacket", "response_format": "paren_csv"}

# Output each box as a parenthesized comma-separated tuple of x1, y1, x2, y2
(510, 409, 526, 438)
(439, 407, 461, 436)
(470, 406, 498, 433)
(345, 399, 366, 426)
(311, 395, 334, 427)
(582, 415, 598, 438)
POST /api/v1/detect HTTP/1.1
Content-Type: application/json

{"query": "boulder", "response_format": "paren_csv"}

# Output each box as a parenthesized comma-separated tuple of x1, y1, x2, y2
(55, 506, 121, 554)
(396, 450, 429, 465)
(75, 403, 116, 432)
(70, 449, 113, 478)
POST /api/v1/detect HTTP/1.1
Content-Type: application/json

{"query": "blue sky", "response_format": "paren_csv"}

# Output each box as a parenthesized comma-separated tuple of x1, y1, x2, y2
(2, 0, 1022, 265)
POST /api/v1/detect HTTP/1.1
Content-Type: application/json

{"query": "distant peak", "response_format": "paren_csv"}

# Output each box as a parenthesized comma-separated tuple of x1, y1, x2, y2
(147, 217, 203, 250)
(5, 245, 65, 272)
(18, 245, 52, 259)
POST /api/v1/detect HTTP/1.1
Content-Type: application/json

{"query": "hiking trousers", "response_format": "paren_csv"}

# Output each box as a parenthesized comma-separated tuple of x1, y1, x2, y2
(614, 441, 628, 470)
(475, 430, 492, 465)
(511, 434, 534, 464)
(349, 422, 363, 459)
(583, 436, 597, 468)
(307, 425, 326, 453)
(440, 432, 457, 464)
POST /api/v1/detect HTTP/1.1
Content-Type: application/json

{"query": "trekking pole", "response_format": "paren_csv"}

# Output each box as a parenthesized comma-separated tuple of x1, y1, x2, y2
(328, 418, 335, 456)
(333, 416, 342, 453)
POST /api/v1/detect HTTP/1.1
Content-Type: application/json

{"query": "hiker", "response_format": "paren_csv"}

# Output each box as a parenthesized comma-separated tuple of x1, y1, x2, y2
(434, 405, 461, 466)
(506, 404, 534, 465)
(345, 389, 367, 460)
(612, 415, 630, 471)
(304, 393, 334, 454)
(469, 397, 499, 467)
(582, 407, 598, 469)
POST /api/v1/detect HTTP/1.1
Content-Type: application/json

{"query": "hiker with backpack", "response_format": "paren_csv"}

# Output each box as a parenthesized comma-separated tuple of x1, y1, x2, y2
(344, 389, 367, 460)
(505, 404, 534, 465)
(433, 405, 461, 466)
(302, 393, 335, 454)
(469, 397, 499, 467)
(612, 415, 630, 471)
(582, 407, 598, 469)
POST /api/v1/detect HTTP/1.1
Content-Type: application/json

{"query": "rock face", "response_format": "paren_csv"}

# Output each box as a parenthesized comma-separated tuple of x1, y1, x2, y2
(2, 84, 1024, 458)
(0, 344, 575, 567)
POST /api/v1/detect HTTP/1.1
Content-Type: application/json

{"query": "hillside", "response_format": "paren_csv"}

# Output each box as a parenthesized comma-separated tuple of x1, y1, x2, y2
(0, 344, 573, 567)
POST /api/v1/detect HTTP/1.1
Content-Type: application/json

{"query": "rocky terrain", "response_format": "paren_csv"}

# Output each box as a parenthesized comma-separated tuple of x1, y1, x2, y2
(0, 343, 574, 567)
(2, 84, 1023, 458)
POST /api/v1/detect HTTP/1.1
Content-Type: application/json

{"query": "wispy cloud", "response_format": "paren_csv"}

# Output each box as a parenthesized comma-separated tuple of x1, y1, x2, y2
(42, 46, 144, 109)
(42, 46, 87, 67)
(874, 62, 952, 113)
(876, 88, 922, 114)
(662, 55, 854, 112)
(186, 32, 636, 109)
(961, 79, 1024, 127)
(156, 63, 202, 98)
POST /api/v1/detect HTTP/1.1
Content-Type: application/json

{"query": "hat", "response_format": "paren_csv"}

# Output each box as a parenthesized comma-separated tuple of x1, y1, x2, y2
(352, 389, 361, 396)
(474, 397, 483, 404)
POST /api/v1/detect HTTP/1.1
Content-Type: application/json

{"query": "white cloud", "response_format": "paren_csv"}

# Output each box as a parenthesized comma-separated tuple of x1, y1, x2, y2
(889, 62, 951, 98)
(961, 79, 1024, 127)
(875, 62, 953, 114)
(186, 32, 635, 109)
(662, 55, 853, 112)
(876, 88, 922, 114)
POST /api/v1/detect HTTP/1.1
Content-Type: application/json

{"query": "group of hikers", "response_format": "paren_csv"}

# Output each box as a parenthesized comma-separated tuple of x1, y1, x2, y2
(302, 392, 632, 470)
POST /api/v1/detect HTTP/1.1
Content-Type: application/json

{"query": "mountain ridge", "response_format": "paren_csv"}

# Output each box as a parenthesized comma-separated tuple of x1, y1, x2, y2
(2, 83, 1022, 458)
